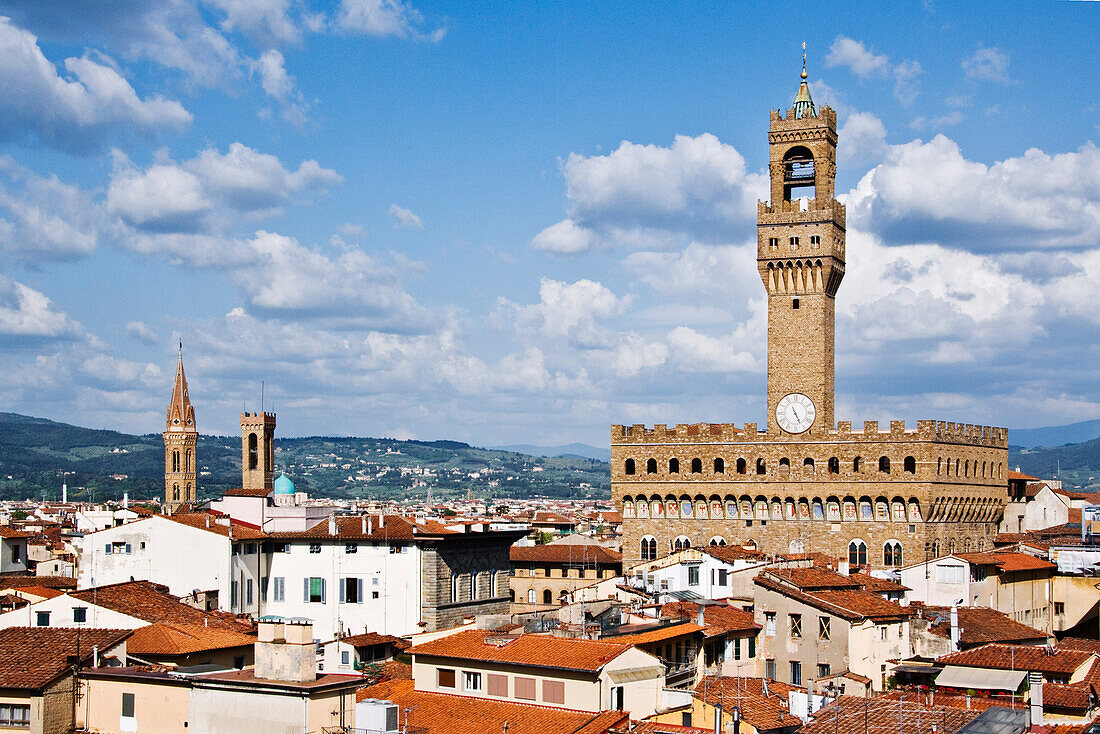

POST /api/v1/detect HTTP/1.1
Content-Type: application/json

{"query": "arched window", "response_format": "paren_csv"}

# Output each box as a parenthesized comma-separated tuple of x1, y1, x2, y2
(853, 456, 863, 473)
(673, 536, 691, 552)
(669, 458, 680, 474)
(964, 460, 969, 477)
(937, 457, 942, 475)
(789, 539, 805, 554)
(172, 450, 180, 473)
(904, 456, 916, 474)
(948, 539, 956, 554)
(691, 458, 702, 474)
(756, 458, 766, 475)
(955, 458, 960, 475)
(709, 536, 727, 547)
(879, 456, 891, 474)
(185, 449, 192, 472)
(714, 458, 725, 474)
(186, 483, 191, 499)
(779, 458, 790, 473)
(883, 541, 903, 567)
(848, 540, 868, 566)
(641, 536, 657, 561)
(647, 459, 658, 474)
(625, 459, 636, 475)
(803, 457, 815, 473)
(248, 433, 259, 470)
(736, 458, 747, 475)
(172, 484, 180, 501)
(828, 457, 839, 475)
(543, 589, 552, 604)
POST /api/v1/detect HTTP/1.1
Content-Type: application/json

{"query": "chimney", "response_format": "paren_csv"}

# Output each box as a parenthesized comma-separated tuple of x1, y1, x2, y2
(1029, 671, 1043, 731)
(255, 619, 316, 683)
(695, 604, 705, 627)
(838, 560, 850, 575)
(362, 516, 367, 534)
(328, 513, 337, 536)
(379, 514, 385, 529)
(62, 483, 67, 504)
(123, 492, 129, 509)
(950, 605, 961, 652)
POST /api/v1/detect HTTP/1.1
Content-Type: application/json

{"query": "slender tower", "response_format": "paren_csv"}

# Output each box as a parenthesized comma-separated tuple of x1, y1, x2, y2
(757, 50, 845, 435)
(241, 410, 276, 491)
(164, 346, 198, 511)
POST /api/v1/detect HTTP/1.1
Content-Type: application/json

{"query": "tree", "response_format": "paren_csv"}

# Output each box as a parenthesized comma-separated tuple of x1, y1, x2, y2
(441, 508, 457, 517)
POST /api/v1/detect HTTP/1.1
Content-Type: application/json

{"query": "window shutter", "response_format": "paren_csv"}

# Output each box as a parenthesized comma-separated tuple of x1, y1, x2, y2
(320, 578, 326, 604)
(105, 544, 112, 554)
(339, 579, 346, 604)
(357, 578, 364, 604)
(303, 578, 309, 602)
(124, 544, 132, 554)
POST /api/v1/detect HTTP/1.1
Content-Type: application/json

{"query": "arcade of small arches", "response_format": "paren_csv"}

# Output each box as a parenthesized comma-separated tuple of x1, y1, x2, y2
(622, 454, 1004, 480)
(168, 448, 193, 474)
(638, 534, 730, 561)
(621, 492, 1001, 525)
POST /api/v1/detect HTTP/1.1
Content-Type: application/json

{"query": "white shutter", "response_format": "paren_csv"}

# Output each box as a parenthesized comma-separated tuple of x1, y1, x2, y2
(357, 578, 364, 604)
(320, 578, 326, 604)
(303, 578, 309, 602)
(339, 579, 346, 604)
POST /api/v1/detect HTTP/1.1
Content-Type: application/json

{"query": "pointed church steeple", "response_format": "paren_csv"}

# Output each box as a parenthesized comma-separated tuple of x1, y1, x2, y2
(165, 343, 195, 432)
(164, 344, 198, 511)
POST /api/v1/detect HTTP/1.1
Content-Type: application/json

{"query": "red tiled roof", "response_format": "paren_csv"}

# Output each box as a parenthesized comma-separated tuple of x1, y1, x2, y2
(918, 606, 1047, 646)
(0, 526, 32, 538)
(938, 643, 1095, 675)
(607, 622, 706, 646)
(409, 630, 631, 673)
(629, 722, 711, 734)
(692, 676, 802, 731)
(1007, 471, 1039, 481)
(852, 573, 910, 593)
(1057, 638, 1100, 654)
(703, 545, 765, 564)
(510, 544, 622, 565)
(162, 512, 268, 540)
(70, 581, 253, 632)
(1042, 682, 1093, 711)
(194, 668, 361, 691)
(660, 602, 760, 637)
(754, 573, 912, 622)
(802, 696, 980, 734)
(0, 575, 77, 589)
(356, 678, 629, 734)
(220, 487, 273, 497)
(989, 552, 1056, 572)
(127, 622, 255, 656)
(0, 627, 130, 689)
(767, 567, 861, 590)
(340, 631, 409, 650)
(268, 514, 461, 541)
(12, 585, 64, 599)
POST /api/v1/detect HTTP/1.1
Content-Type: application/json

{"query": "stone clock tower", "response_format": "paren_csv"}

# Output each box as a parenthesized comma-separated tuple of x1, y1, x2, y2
(757, 62, 845, 434)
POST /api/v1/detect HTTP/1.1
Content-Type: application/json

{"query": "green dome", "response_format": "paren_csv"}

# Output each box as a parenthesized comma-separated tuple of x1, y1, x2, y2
(273, 473, 295, 495)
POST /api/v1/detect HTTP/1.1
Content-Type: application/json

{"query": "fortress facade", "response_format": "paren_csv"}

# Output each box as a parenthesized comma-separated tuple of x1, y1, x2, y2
(612, 70, 1008, 568)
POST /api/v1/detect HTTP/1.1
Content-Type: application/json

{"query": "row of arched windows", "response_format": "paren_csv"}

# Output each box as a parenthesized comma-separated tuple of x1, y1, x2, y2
(623, 493, 925, 523)
(169, 449, 193, 473)
(624, 454, 918, 478)
(640, 534, 732, 559)
(170, 482, 192, 502)
(938, 457, 1003, 479)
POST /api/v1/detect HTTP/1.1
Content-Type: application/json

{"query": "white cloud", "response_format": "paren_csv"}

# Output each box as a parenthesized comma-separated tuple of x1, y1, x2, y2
(505, 278, 630, 349)
(0, 157, 101, 262)
(666, 326, 758, 373)
(0, 16, 191, 153)
(908, 111, 965, 130)
(962, 47, 1012, 83)
(388, 204, 424, 229)
(825, 36, 923, 105)
(0, 275, 83, 340)
(207, 0, 301, 46)
(847, 136, 1100, 249)
(531, 134, 766, 254)
(254, 49, 308, 126)
(336, 0, 445, 41)
(108, 161, 212, 231)
(838, 111, 888, 166)
(125, 321, 159, 344)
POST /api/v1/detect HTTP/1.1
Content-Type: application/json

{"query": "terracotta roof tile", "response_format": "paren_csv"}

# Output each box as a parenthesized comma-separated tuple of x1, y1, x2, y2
(0, 526, 32, 538)
(692, 676, 802, 730)
(917, 606, 1048, 646)
(702, 545, 765, 564)
(0, 575, 77, 589)
(339, 631, 409, 650)
(220, 487, 273, 497)
(12, 585, 65, 600)
(768, 567, 861, 590)
(409, 630, 631, 673)
(754, 573, 912, 622)
(989, 552, 1057, 572)
(1057, 638, 1100, 654)
(163, 512, 268, 540)
(938, 643, 1095, 675)
(1042, 682, 1094, 710)
(356, 678, 629, 734)
(70, 581, 253, 633)
(511, 545, 623, 565)
(852, 573, 910, 593)
(802, 696, 981, 734)
(0, 627, 130, 689)
(606, 622, 706, 646)
(127, 622, 255, 656)
(660, 602, 760, 637)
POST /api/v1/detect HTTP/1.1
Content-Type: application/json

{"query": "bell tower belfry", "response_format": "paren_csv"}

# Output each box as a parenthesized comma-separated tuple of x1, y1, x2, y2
(241, 410, 276, 491)
(164, 346, 197, 512)
(757, 54, 845, 435)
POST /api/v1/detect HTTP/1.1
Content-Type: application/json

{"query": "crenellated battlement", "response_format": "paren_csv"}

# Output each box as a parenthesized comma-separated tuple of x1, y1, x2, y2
(611, 419, 1008, 448)
(758, 198, 846, 229)
(769, 104, 837, 131)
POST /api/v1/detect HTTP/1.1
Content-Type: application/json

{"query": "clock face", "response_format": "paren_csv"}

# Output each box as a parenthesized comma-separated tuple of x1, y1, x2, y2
(776, 393, 816, 433)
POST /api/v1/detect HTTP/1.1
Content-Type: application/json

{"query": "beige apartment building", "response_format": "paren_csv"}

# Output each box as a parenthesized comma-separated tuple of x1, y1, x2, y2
(613, 68, 1008, 566)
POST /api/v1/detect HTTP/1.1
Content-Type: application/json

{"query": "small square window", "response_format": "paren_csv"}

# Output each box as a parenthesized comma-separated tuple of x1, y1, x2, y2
(372, 591, 380, 599)
(790, 614, 802, 640)
(792, 298, 800, 310)
(345, 543, 357, 554)
(35, 611, 50, 627)
(463, 671, 482, 692)
(73, 607, 87, 623)
(309, 543, 321, 554)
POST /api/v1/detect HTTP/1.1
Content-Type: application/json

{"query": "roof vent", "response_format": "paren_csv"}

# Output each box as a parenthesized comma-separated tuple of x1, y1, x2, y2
(484, 635, 518, 648)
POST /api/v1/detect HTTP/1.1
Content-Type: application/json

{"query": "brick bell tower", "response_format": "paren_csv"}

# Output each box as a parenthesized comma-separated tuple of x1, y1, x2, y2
(757, 53, 846, 435)
(164, 345, 197, 511)
(241, 410, 276, 491)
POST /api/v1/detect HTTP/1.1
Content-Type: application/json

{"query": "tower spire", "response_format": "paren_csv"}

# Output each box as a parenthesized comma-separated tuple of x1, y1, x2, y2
(793, 41, 815, 119)
(166, 345, 195, 431)
(164, 346, 198, 511)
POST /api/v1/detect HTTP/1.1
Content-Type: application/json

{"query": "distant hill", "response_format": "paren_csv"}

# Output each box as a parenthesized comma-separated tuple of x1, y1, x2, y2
(1009, 435, 1100, 491)
(1009, 419, 1100, 449)
(0, 412, 609, 503)
(490, 443, 611, 462)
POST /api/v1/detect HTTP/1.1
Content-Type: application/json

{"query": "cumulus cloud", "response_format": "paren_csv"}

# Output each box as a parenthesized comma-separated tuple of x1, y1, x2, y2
(107, 144, 341, 236)
(838, 111, 889, 166)
(125, 320, 159, 344)
(388, 204, 424, 229)
(206, 0, 301, 46)
(0, 16, 191, 153)
(335, 0, 446, 41)
(0, 157, 101, 262)
(504, 278, 630, 349)
(826, 36, 923, 105)
(0, 275, 83, 341)
(847, 136, 1100, 249)
(531, 134, 766, 254)
(254, 49, 308, 126)
(962, 47, 1013, 83)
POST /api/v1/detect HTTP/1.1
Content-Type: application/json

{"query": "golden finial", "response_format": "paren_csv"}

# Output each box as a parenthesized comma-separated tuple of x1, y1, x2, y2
(801, 41, 808, 80)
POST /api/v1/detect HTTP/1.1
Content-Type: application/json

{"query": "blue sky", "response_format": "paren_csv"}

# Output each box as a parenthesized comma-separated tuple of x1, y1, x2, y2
(0, 1, 1098, 446)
